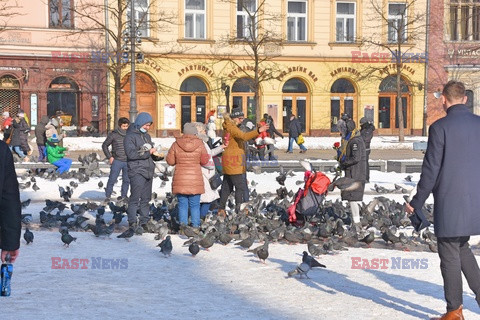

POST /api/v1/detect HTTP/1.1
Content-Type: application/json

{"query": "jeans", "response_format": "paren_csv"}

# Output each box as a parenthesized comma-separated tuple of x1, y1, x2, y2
(37, 145, 46, 162)
(53, 158, 72, 174)
(287, 137, 307, 152)
(178, 194, 201, 227)
(105, 159, 129, 198)
(200, 202, 211, 218)
(12, 145, 26, 158)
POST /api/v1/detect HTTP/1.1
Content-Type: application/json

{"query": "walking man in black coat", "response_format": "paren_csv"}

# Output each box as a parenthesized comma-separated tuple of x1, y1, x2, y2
(286, 114, 307, 153)
(407, 80, 480, 320)
(359, 117, 375, 182)
(0, 139, 22, 263)
(102, 117, 130, 202)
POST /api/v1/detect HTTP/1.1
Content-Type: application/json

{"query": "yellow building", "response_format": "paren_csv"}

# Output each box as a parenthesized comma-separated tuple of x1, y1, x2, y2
(114, 0, 427, 136)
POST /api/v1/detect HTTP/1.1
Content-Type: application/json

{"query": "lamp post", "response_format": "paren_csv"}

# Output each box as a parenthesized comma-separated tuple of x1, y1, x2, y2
(128, 0, 137, 123)
(221, 82, 230, 113)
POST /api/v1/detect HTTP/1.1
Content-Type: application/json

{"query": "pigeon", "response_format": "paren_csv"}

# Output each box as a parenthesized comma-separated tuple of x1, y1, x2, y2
(21, 199, 31, 209)
(218, 232, 233, 245)
(23, 228, 34, 245)
(404, 175, 412, 182)
(98, 181, 104, 189)
(198, 233, 216, 251)
(59, 186, 74, 202)
(32, 183, 40, 192)
(235, 236, 255, 249)
(275, 166, 292, 186)
(21, 214, 33, 224)
(307, 241, 327, 256)
(188, 242, 200, 257)
(60, 230, 77, 247)
(359, 231, 375, 247)
(117, 227, 134, 240)
(302, 251, 326, 268)
(158, 235, 173, 257)
(248, 241, 269, 263)
(288, 262, 311, 279)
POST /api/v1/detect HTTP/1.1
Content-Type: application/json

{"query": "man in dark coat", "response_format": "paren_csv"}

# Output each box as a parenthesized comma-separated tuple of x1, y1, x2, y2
(359, 117, 375, 182)
(339, 119, 366, 229)
(11, 110, 31, 161)
(124, 112, 157, 230)
(407, 81, 480, 319)
(0, 139, 21, 263)
(35, 115, 50, 162)
(102, 117, 130, 202)
(286, 114, 307, 153)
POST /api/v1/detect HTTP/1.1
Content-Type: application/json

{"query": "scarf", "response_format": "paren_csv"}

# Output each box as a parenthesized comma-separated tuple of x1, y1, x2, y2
(337, 129, 360, 162)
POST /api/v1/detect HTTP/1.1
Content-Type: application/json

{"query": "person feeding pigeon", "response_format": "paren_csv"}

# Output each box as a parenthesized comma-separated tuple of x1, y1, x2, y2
(46, 133, 72, 174)
(406, 80, 480, 320)
(217, 106, 268, 216)
(0, 138, 21, 263)
(337, 119, 366, 233)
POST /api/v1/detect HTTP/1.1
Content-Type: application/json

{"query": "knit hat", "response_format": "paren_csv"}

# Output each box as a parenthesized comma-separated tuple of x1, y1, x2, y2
(2, 111, 9, 117)
(50, 133, 59, 143)
(50, 118, 59, 127)
(346, 119, 356, 132)
(183, 122, 198, 135)
(18, 110, 25, 117)
(231, 107, 244, 119)
(134, 112, 153, 127)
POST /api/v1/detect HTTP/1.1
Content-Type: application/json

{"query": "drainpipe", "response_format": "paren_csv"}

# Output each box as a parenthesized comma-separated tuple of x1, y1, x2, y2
(422, 0, 431, 136)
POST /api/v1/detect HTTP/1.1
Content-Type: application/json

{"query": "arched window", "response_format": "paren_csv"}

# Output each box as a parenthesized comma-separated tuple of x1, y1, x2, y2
(378, 75, 411, 131)
(232, 78, 256, 121)
(282, 78, 309, 133)
(379, 75, 409, 92)
(180, 76, 207, 92)
(330, 78, 357, 132)
(180, 76, 209, 130)
(48, 77, 79, 125)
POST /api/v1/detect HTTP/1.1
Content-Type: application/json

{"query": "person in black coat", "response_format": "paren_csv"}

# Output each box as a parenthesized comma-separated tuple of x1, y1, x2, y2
(124, 112, 157, 230)
(359, 117, 375, 182)
(11, 110, 31, 161)
(263, 113, 283, 160)
(0, 139, 21, 263)
(102, 117, 130, 202)
(407, 81, 480, 319)
(339, 120, 366, 229)
(286, 114, 307, 153)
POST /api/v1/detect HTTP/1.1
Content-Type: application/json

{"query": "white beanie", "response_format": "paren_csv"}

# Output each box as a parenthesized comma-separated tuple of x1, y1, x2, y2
(2, 111, 9, 117)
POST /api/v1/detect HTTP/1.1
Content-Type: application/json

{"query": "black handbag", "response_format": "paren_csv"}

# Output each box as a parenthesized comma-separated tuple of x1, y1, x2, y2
(209, 173, 223, 190)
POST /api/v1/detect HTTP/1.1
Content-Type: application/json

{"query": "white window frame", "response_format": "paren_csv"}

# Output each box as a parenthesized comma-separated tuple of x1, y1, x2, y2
(127, 0, 150, 38)
(388, 3, 407, 43)
(185, 0, 206, 39)
(336, 2, 356, 43)
(237, 0, 257, 40)
(287, 0, 308, 41)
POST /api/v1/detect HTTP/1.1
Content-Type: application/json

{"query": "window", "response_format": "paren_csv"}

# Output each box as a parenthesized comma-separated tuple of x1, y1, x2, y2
(287, 1, 307, 41)
(128, 0, 150, 37)
(49, 0, 74, 28)
(237, 0, 257, 39)
(388, 3, 407, 43)
(450, 0, 480, 41)
(185, 0, 206, 39)
(336, 2, 356, 42)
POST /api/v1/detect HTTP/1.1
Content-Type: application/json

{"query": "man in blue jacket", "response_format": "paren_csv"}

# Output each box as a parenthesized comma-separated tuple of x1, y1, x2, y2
(407, 80, 480, 320)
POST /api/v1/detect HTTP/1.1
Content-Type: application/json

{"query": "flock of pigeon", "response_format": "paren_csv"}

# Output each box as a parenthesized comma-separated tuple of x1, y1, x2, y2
(17, 154, 438, 279)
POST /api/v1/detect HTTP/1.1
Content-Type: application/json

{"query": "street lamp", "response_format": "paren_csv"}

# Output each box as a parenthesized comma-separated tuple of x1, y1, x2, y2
(221, 82, 230, 113)
(123, 0, 143, 123)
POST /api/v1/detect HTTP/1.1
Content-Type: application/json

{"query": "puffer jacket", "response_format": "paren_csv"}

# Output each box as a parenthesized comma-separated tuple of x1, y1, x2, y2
(102, 128, 127, 161)
(200, 142, 224, 203)
(166, 134, 209, 195)
(35, 116, 50, 146)
(46, 139, 67, 163)
(45, 122, 65, 142)
(221, 114, 259, 175)
(10, 117, 30, 147)
(124, 125, 155, 180)
(340, 132, 367, 201)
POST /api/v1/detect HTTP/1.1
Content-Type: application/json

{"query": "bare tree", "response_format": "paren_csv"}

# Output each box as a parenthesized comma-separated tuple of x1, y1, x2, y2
(0, 0, 22, 31)
(214, 0, 284, 121)
(62, 0, 179, 126)
(358, 0, 426, 142)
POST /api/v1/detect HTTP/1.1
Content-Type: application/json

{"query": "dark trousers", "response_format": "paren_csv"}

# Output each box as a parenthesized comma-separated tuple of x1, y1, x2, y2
(127, 174, 153, 225)
(219, 173, 248, 211)
(365, 149, 371, 182)
(437, 236, 480, 311)
(105, 159, 129, 198)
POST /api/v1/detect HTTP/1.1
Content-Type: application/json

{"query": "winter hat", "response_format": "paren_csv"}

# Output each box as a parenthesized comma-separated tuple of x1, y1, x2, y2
(183, 122, 198, 135)
(134, 112, 153, 127)
(50, 133, 59, 143)
(50, 118, 59, 127)
(209, 115, 215, 122)
(2, 111, 9, 117)
(230, 106, 244, 119)
(17, 110, 25, 117)
(346, 119, 356, 132)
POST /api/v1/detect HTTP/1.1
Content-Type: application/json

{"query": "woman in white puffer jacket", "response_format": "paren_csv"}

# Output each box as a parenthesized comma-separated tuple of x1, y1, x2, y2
(192, 122, 226, 218)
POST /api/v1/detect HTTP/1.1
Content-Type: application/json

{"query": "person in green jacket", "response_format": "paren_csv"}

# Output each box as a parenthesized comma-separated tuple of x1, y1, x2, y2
(46, 133, 72, 174)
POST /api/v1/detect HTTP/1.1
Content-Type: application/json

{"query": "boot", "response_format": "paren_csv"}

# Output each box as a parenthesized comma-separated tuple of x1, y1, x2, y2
(431, 305, 464, 320)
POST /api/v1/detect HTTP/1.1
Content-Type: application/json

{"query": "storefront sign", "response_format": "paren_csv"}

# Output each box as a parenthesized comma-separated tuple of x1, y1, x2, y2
(447, 48, 480, 57)
(277, 66, 318, 82)
(330, 67, 361, 78)
(378, 64, 416, 76)
(0, 67, 22, 71)
(177, 65, 214, 78)
(143, 59, 161, 72)
(53, 68, 75, 73)
(164, 104, 176, 128)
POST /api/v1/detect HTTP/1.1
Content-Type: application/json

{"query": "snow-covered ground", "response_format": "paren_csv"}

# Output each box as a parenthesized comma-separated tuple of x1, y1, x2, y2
(2, 165, 480, 320)
(59, 135, 428, 152)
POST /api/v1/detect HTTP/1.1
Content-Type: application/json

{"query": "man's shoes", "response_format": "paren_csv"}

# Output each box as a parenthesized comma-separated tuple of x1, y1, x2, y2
(300, 150, 307, 154)
(285, 151, 293, 154)
(430, 305, 464, 320)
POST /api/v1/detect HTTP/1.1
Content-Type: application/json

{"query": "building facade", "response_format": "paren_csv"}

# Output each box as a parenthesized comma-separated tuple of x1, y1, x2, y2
(115, 0, 427, 136)
(0, 0, 106, 132)
(426, 0, 480, 126)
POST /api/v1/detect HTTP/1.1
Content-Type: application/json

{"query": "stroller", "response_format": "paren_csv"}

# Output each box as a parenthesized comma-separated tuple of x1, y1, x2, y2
(287, 169, 332, 225)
